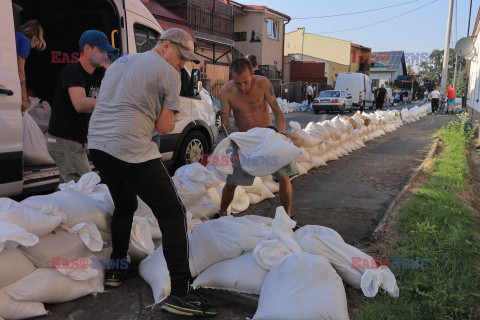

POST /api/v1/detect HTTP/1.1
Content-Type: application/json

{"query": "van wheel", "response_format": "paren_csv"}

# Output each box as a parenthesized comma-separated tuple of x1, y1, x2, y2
(177, 130, 208, 167)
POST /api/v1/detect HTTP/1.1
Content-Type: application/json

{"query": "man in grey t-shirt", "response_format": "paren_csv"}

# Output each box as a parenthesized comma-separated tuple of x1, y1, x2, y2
(88, 29, 217, 317)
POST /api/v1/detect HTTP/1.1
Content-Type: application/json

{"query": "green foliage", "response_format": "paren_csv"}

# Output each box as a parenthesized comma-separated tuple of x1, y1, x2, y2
(455, 68, 467, 96)
(418, 49, 466, 91)
(356, 115, 480, 320)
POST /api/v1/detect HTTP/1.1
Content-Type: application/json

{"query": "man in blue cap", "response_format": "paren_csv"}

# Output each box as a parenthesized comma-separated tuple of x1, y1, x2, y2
(47, 30, 117, 184)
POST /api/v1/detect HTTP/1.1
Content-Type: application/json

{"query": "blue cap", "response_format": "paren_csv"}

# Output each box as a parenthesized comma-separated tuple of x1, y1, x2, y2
(79, 30, 117, 53)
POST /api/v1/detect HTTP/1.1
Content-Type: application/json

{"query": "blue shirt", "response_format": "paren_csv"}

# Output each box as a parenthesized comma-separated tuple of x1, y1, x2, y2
(15, 32, 31, 60)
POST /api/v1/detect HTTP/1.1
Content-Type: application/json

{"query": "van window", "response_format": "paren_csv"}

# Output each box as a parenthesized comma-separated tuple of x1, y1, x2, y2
(134, 25, 159, 53)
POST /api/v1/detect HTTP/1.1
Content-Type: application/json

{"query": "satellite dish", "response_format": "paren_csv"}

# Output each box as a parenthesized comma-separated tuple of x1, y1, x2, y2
(455, 37, 475, 57)
(465, 47, 477, 61)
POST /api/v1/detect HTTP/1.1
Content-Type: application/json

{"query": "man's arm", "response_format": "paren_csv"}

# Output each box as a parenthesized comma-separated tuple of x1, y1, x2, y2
(219, 85, 234, 135)
(264, 79, 286, 134)
(68, 87, 97, 113)
(17, 55, 28, 112)
(156, 107, 175, 134)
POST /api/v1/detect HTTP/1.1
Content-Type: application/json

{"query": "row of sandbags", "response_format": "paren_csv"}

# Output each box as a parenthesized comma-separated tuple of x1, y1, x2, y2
(273, 98, 310, 114)
(140, 207, 399, 320)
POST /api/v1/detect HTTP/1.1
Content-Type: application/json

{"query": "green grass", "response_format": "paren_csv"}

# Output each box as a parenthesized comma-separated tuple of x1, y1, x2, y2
(356, 114, 480, 320)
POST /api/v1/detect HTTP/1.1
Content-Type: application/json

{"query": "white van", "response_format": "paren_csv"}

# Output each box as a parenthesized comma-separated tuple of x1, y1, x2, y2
(334, 73, 374, 110)
(0, 0, 219, 197)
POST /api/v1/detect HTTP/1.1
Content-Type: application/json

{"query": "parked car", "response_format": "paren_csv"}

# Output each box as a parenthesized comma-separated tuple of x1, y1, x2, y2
(1, 0, 219, 197)
(312, 90, 353, 114)
(334, 73, 374, 110)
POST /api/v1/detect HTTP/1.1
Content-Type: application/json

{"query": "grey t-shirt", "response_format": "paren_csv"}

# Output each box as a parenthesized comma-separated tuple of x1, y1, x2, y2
(88, 50, 180, 163)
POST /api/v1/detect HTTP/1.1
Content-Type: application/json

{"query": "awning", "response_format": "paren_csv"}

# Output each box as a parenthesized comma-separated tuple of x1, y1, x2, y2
(156, 19, 197, 43)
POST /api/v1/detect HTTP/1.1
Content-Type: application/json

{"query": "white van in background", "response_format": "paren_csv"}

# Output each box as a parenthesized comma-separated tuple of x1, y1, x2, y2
(0, 0, 218, 197)
(334, 73, 374, 110)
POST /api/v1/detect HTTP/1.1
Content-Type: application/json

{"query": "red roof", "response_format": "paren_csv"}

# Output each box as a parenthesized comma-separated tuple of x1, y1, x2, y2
(140, 0, 196, 42)
(156, 19, 197, 42)
(230, 1, 290, 21)
(140, 0, 187, 23)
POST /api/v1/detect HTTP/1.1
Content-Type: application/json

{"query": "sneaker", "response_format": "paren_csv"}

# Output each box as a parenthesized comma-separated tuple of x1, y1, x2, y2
(104, 269, 127, 287)
(161, 292, 218, 317)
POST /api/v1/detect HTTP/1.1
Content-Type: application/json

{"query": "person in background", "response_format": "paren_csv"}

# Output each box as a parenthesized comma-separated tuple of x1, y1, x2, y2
(15, 20, 46, 112)
(307, 83, 314, 105)
(423, 90, 430, 104)
(430, 87, 440, 114)
(246, 54, 266, 77)
(376, 84, 387, 110)
(47, 30, 116, 184)
(446, 84, 456, 114)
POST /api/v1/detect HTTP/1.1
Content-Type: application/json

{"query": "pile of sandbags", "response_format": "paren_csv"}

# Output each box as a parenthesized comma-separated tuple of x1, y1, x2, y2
(0, 190, 109, 319)
(166, 207, 398, 320)
(27, 97, 51, 133)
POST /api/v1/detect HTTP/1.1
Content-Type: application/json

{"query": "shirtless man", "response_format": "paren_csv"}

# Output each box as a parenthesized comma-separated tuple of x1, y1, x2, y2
(218, 57, 299, 216)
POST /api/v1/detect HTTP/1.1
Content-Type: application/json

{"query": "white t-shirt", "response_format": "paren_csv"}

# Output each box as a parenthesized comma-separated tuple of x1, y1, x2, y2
(431, 90, 440, 99)
(307, 86, 313, 96)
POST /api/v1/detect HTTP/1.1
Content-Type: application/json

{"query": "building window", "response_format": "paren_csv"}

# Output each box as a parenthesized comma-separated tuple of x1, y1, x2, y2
(267, 19, 278, 40)
(134, 25, 159, 53)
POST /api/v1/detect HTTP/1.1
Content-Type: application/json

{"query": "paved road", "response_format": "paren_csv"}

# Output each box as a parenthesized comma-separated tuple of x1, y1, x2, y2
(39, 103, 453, 320)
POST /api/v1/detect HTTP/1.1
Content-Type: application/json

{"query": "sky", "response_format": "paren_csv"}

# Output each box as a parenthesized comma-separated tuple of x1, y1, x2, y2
(233, 0, 479, 58)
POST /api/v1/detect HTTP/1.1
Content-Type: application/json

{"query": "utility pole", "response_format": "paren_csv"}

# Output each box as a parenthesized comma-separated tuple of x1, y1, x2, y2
(440, 0, 455, 96)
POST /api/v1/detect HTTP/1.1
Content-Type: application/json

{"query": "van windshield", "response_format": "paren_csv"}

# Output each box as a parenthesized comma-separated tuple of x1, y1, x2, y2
(319, 91, 340, 98)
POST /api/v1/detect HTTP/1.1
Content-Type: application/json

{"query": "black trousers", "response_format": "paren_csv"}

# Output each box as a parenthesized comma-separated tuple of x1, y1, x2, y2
(307, 94, 313, 104)
(431, 98, 439, 113)
(90, 149, 190, 297)
(376, 97, 384, 109)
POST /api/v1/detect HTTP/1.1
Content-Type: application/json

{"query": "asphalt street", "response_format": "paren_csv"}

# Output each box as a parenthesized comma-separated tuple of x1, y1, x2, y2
(38, 102, 453, 320)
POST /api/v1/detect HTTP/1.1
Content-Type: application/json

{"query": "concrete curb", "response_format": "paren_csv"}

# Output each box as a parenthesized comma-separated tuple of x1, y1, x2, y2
(371, 137, 440, 239)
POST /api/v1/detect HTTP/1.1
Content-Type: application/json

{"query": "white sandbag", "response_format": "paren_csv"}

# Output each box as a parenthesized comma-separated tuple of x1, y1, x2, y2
(22, 112, 54, 166)
(186, 211, 202, 235)
(230, 186, 250, 214)
(206, 186, 221, 208)
(59, 171, 100, 194)
(242, 215, 273, 227)
(143, 212, 162, 240)
(296, 163, 307, 175)
(262, 176, 279, 193)
(139, 246, 170, 304)
(289, 121, 322, 148)
(22, 190, 111, 232)
(193, 252, 267, 295)
(296, 147, 310, 163)
(173, 163, 219, 206)
(253, 252, 349, 320)
(361, 268, 399, 298)
(89, 247, 113, 293)
(27, 97, 51, 133)
(189, 216, 269, 274)
(0, 248, 36, 288)
(0, 222, 38, 253)
(296, 232, 398, 297)
(294, 225, 345, 243)
(21, 223, 102, 268)
(299, 161, 313, 172)
(253, 239, 292, 270)
(87, 184, 114, 214)
(244, 178, 275, 205)
(186, 195, 219, 219)
(128, 216, 155, 261)
(0, 289, 47, 320)
(210, 127, 302, 178)
(0, 198, 65, 236)
(3, 268, 96, 303)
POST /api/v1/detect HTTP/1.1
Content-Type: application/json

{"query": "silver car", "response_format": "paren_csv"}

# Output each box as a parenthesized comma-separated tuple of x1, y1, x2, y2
(312, 90, 353, 114)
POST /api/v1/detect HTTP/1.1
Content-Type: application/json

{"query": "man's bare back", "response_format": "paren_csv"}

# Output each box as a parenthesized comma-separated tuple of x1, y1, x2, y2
(220, 74, 286, 135)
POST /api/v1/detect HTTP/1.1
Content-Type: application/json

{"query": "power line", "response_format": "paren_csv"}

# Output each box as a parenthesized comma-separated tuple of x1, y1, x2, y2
(292, 0, 422, 19)
(311, 0, 438, 34)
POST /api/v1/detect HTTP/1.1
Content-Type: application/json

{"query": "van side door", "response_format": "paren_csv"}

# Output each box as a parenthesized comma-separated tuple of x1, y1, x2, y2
(0, 3, 24, 196)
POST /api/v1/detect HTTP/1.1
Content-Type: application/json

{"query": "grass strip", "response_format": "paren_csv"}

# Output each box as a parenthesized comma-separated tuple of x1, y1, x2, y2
(357, 114, 480, 320)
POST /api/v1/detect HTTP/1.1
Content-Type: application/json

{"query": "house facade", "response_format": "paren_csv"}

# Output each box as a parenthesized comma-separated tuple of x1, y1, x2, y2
(284, 29, 352, 85)
(350, 43, 371, 74)
(467, 5, 480, 121)
(370, 51, 407, 87)
(231, 2, 290, 79)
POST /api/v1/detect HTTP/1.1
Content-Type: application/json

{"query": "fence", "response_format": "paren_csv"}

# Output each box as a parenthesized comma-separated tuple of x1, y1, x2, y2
(278, 82, 334, 103)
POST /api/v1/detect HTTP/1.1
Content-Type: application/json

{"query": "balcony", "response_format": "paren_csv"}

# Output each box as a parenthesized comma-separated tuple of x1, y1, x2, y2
(187, 3, 234, 41)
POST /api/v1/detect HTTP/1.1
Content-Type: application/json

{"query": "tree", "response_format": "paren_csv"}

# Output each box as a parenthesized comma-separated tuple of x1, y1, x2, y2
(418, 49, 466, 90)
(456, 67, 467, 95)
